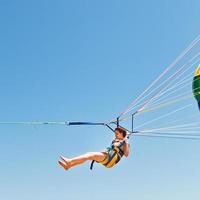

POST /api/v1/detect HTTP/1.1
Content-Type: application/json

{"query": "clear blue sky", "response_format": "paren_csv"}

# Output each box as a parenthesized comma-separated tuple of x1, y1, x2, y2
(1, 1, 200, 199)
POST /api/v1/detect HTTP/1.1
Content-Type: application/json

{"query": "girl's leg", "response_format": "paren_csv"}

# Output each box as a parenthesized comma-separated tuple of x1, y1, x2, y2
(59, 152, 106, 170)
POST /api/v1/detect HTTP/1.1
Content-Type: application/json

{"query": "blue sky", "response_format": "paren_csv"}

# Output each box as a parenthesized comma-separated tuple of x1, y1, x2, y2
(1, 1, 200, 200)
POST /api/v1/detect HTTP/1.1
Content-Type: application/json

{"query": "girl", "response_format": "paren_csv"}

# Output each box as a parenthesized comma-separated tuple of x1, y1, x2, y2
(58, 127, 130, 170)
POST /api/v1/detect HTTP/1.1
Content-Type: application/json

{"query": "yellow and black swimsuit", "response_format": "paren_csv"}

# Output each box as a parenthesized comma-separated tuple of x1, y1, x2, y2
(90, 139, 125, 170)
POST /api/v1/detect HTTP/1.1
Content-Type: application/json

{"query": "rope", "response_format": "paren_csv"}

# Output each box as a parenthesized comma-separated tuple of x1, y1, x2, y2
(133, 132, 200, 140)
(141, 122, 200, 132)
(0, 121, 105, 126)
(0, 121, 67, 125)
(117, 49, 200, 121)
(148, 77, 193, 107)
(137, 53, 200, 113)
(134, 104, 192, 129)
(148, 77, 200, 112)
(118, 34, 200, 118)
(110, 73, 195, 124)
(142, 95, 192, 113)
(141, 114, 200, 130)
(137, 53, 200, 112)
(141, 129, 200, 134)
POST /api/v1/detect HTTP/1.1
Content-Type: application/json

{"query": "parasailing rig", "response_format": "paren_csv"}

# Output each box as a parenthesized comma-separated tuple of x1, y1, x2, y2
(1, 35, 200, 140)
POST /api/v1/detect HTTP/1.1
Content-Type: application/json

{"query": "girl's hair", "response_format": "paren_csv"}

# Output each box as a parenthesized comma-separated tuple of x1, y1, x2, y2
(115, 127, 127, 138)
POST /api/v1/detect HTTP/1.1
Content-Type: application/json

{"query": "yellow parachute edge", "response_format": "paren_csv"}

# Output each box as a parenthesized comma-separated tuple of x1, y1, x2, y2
(195, 64, 200, 77)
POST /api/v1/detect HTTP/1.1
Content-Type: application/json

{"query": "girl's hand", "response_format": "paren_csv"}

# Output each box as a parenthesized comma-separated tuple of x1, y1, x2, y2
(124, 137, 129, 143)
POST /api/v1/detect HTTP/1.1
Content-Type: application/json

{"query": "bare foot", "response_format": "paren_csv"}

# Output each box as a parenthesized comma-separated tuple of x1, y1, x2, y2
(60, 156, 71, 163)
(58, 160, 70, 170)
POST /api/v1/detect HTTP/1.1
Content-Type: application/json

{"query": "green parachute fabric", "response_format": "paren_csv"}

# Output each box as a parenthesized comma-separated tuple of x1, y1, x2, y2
(193, 64, 200, 111)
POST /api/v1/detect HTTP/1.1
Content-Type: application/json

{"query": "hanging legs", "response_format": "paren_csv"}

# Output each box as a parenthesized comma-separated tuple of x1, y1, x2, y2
(58, 152, 107, 170)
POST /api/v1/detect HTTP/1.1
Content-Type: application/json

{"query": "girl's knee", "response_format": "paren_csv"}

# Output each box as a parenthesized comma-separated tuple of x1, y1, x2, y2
(85, 152, 96, 159)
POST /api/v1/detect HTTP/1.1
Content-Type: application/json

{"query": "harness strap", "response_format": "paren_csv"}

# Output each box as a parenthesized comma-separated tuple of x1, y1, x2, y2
(113, 146, 124, 157)
(104, 149, 118, 167)
(90, 160, 95, 170)
(90, 140, 126, 170)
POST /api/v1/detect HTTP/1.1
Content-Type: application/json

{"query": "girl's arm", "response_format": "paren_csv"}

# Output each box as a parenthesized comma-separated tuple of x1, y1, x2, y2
(123, 139, 130, 157)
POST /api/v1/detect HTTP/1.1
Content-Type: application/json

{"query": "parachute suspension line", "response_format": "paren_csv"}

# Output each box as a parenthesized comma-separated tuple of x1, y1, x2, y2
(140, 126, 200, 136)
(162, 53, 200, 89)
(142, 130, 200, 134)
(136, 53, 200, 113)
(111, 73, 194, 124)
(142, 120, 200, 131)
(149, 83, 200, 110)
(147, 61, 199, 108)
(148, 77, 193, 108)
(149, 86, 192, 108)
(118, 34, 200, 118)
(140, 54, 200, 109)
(110, 63, 200, 128)
(110, 89, 198, 132)
(134, 104, 192, 130)
(155, 52, 200, 91)
(134, 132, 200, 140)
(120, 54, 200, 122)
(143, 113, 200, 131)
(141, 92, 193, 114)
(119, 93, 194, 123)
(140, 129, 200, 135)
(137, 68, 197, 111)
(141, 129, 200, 134)
(130, 53, 200, 114)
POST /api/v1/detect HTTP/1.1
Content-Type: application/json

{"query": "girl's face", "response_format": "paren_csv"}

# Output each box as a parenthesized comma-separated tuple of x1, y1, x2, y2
(115, 130, 124, 140)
